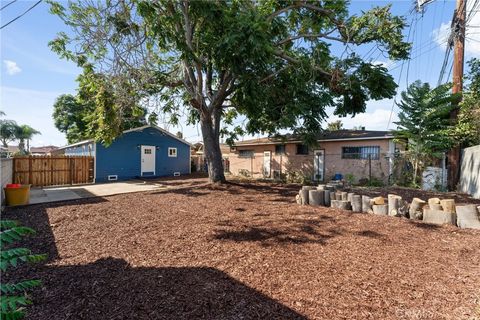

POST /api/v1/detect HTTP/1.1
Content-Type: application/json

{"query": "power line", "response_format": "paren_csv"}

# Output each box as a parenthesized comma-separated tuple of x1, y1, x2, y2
(0, 0, 42, 30)
(0, 0, 17, 11)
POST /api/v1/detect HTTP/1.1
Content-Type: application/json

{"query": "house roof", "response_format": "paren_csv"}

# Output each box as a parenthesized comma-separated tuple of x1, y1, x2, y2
(30, 145, 58, 153)
(56, 125, 192, 151)
(234, 130, 394, 146)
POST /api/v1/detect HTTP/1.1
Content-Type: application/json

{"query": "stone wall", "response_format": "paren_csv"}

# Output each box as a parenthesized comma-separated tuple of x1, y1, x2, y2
(459, 145, 480, 199)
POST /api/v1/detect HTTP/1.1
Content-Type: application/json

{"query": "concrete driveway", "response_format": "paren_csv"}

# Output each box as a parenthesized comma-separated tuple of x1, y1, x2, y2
(29, 180, 168, 205)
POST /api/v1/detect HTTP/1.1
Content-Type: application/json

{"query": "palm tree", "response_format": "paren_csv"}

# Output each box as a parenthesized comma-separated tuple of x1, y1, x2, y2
(0, 119, 18, 148)
(15, 125, 41, 154)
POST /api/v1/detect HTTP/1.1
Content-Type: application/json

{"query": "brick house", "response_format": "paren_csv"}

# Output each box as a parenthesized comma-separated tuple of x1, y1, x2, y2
(227, 130, 403, 183)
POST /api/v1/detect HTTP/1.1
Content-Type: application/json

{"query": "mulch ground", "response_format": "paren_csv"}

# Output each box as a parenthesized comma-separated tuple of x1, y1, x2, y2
(3, 178, 480, 320)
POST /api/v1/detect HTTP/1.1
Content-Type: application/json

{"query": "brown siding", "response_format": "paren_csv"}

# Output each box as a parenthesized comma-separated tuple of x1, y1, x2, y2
(229, 139, 396, 183)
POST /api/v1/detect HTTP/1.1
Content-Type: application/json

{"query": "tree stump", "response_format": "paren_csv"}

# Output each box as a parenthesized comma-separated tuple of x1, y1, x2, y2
(324, 190, 331, 207)
(295, 194, 301, 204)
(372, 204, 388, 215)
(440, 199, 456, 213)
(309, 190, 324, 206)
(361, 195, 372, 213)
(371, 197, 385, 205)
(299, 189, 309, 205)
(337, 200, 351, 210)
(409, 198, 426, 220)
(397, 200, 410, 217)
(423, 208, 456, 225)
(387, 194, 402, 216)
(330, 199, 339, 208)
(347, 192, 355, 203)
(456, 205, 480, 229)
(351, 195, 362, 212)
(428, 197, 441, 208)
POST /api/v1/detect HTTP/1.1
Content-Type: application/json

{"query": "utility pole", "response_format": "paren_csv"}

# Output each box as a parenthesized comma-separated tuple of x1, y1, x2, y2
(447, 0, 466, 191)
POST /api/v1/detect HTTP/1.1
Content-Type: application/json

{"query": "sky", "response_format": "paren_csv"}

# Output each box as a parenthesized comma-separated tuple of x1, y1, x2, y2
(1, 0, 479, 147)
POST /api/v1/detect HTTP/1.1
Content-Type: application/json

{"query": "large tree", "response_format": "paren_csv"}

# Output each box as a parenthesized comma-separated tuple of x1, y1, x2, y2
(394, 80, 457, 186)
(49, 0, 410, 182)
(53, 94, 93, 144)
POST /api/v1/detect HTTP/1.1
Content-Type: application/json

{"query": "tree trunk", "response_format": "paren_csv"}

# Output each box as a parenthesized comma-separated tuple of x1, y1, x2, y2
(200, 115, 225, 183)
(18, 139, 26, 154)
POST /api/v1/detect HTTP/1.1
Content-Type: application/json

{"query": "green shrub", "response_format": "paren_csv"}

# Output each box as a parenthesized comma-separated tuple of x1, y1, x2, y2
(1, 220, 46, 320)
(367, 177, 384, 187)
(345, 173, 355, 186)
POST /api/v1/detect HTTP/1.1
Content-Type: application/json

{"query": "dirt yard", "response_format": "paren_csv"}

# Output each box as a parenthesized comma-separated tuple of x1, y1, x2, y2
(3, 177, 480, 320)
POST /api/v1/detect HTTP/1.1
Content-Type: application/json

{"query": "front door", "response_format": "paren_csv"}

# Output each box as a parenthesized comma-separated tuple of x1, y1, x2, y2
(313, 149, 324, 181)
(263, 151, 271, 177)
(141, 145, 156, 176)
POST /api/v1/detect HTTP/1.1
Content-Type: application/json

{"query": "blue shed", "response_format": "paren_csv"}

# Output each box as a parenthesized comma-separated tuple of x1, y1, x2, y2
(59, 126, 191, 183)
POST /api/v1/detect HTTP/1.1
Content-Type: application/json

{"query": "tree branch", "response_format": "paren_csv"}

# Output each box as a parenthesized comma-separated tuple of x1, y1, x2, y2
(276, 30, 350, 46)
(273, 50, 331, 77)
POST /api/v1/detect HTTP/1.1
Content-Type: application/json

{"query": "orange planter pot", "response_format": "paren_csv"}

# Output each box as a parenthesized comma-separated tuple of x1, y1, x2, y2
(4, 184, 31, 206)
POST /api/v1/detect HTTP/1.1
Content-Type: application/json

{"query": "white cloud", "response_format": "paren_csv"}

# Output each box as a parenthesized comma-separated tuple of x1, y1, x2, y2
(432, 21, 451, 50)
(371, 59, 394, 69)
(432, 1, 480, 57)
(3, 60, 21, 75)
(325, 107, 399, 131)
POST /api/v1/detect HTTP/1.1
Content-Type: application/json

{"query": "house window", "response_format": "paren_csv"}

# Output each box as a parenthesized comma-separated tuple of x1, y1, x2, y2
(275, 144, 286, 155)
(296, 144, 309, 155)
(168, 148, 177, 157)
(144, 149, 152, 154)
(238, 150, 254, 158)
(342, 146, 380, 160)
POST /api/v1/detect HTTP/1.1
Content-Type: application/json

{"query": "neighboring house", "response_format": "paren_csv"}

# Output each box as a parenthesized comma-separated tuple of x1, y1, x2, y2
(56, 125, 191, 183)
(30, 145, 58, 155)
(191, 142, 231, 172)
(228, 130, 403, 183)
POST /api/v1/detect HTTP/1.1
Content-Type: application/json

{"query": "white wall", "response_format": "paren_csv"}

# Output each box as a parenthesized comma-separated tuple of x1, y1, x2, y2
(1, 158, 13, 206)
(459, 145, 480, 199)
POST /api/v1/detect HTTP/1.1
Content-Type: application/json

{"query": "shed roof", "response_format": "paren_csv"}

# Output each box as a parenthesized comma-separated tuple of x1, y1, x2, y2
(56, 125, 192, 151)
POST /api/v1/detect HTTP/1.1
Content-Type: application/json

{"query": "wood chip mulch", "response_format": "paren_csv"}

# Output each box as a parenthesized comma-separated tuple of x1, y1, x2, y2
(2, 178, 480, 320)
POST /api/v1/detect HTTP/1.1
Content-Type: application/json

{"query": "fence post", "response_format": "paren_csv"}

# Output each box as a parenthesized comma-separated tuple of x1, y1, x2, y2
(28, 156, 32, 185)
(69, 157, 73, 185)
(12, 157, 16, 184)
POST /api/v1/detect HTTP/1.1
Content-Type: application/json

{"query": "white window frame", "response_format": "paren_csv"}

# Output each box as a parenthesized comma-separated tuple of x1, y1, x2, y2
(168, 147, 177, 157)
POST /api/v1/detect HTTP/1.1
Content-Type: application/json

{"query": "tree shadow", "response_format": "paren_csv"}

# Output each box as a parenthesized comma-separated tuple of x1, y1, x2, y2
(213, 217, 338, 246)
(5, 257, 306, 320)
(407, 220, 441, 230)
(2, 197, 108, 263)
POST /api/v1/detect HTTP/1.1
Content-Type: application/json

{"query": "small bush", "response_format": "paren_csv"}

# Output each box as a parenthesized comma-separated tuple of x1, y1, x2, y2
(367, 177, 384, 187)
(345, 173, 355, 186)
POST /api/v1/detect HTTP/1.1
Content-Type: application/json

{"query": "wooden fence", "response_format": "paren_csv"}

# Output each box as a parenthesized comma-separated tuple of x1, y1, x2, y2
(13, 156, 94, 187)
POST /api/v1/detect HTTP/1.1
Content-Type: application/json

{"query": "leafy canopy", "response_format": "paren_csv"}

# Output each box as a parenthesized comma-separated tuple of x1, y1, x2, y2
(394, 80, 458, 155)
(48, 0, 411, 146)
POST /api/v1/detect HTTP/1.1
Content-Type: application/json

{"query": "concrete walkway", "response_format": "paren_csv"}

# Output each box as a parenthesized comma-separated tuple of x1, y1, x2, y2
(29, 180, 167, 205)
